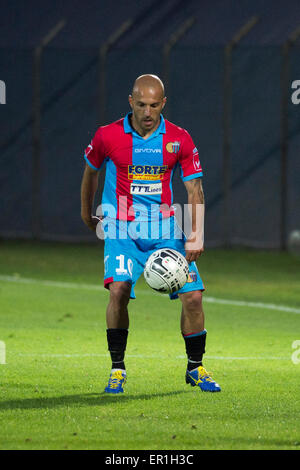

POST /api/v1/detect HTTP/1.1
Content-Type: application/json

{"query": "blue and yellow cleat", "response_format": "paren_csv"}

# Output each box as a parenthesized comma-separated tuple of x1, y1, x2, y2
(104, 369, 127, 394)
(186, 366, 221, 392)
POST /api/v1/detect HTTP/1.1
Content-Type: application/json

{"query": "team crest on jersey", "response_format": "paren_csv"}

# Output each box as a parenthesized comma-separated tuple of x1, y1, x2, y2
(187, 271, 198, 283)
(166, 141, 180, 154)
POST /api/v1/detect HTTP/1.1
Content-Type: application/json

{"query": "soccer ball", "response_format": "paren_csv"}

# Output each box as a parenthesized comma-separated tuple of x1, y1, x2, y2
(144, 248, 189, 294)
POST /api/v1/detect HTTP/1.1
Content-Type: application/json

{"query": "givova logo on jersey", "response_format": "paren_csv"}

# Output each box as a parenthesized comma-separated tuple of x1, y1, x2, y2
(128, 165, 168, 180)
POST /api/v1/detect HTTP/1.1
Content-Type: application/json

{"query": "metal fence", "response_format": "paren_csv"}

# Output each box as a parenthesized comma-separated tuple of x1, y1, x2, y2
(0, 15, 300, 249)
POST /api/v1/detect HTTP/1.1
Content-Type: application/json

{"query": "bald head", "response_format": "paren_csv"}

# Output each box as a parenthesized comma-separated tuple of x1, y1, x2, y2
(132, 74, 165, 101)
(129, 74, 166, 137)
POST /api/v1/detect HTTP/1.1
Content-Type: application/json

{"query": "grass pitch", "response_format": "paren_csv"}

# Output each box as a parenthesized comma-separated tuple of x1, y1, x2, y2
(0, 240, 300, 450)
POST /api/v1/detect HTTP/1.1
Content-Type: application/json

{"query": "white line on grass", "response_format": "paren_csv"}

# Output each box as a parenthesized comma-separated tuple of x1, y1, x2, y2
(0, 275, 102, 292)
(203, 296, 300, 314)
(1, 274, 300, 315)
(12, 353, 291, 361)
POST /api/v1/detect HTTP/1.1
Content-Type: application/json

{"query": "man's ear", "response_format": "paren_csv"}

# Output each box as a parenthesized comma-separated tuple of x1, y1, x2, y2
(162, 97, 167, 109)
(128, 95, 133, 109)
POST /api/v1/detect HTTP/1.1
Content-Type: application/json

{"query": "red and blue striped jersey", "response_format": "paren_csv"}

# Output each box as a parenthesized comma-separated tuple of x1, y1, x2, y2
(84, 113, 202, 221)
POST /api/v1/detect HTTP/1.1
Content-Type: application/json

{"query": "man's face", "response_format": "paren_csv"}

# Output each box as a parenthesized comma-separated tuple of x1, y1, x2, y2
(129, 86, 166, 135)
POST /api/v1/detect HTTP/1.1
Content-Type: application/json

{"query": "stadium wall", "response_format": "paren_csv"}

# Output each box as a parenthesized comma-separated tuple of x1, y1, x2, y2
(0, 0, 300, 248)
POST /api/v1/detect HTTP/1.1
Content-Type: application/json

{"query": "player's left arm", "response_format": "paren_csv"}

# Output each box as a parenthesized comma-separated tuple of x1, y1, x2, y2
(183, 177, 205, 262)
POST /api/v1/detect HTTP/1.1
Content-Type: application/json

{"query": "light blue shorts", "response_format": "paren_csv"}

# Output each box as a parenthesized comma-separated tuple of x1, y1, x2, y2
(103, 216, 205, 300)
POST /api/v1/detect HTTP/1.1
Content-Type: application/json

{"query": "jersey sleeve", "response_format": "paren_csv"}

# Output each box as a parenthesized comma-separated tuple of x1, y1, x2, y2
(178, 131, 203, 181)
(83, 128, 107, 171)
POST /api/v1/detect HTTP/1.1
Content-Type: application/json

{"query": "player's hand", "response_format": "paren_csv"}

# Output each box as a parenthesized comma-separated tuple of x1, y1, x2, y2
(184, 232, 204, 262)
(81, 214, 102, 232)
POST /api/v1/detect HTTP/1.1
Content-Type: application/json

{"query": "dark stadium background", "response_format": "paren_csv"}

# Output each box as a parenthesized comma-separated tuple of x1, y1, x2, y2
(0, 0, 300, 249)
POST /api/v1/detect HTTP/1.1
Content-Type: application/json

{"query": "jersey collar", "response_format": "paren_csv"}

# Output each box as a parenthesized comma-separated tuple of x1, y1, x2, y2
(123, 112, 166, 137)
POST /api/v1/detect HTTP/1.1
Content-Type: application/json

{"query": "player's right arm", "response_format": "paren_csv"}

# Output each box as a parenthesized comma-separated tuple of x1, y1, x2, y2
(81, 163, 99, 231)
(81, 128, 107, 231)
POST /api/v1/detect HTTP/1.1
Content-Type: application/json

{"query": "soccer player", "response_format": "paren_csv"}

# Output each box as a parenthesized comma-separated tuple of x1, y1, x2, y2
(81, 74, 221, 393)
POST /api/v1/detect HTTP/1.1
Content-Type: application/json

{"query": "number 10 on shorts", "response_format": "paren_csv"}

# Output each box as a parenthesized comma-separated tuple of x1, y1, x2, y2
(116, 255, 133, 277)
